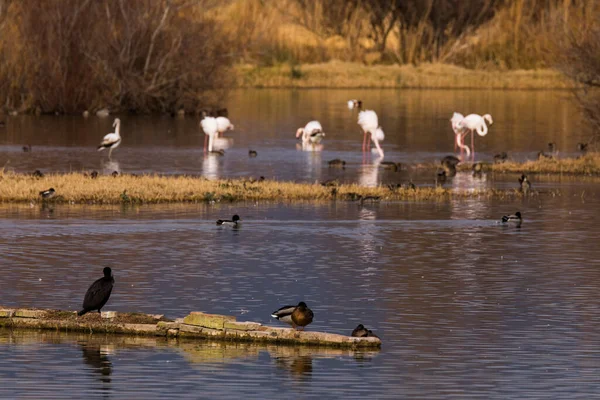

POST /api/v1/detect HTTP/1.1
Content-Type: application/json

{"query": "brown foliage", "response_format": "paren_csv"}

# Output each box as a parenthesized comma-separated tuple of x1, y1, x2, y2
(0, 0, 232, 113)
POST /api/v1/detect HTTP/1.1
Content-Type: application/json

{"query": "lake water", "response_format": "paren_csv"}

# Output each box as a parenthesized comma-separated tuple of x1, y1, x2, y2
(1, 89, 600, 399)
(0, 89, 588, 187)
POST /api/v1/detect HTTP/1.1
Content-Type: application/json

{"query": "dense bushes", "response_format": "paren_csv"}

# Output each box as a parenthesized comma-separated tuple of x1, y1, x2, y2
(0, 0, 232, 114)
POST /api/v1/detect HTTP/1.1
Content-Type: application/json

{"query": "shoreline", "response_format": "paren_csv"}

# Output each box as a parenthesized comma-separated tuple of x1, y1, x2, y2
(235, 62, 575, 90)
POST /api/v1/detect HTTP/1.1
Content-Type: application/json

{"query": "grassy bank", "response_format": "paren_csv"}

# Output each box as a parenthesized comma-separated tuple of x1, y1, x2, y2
(0, 173, 526, 205)
(235, 62, 574, 89)
(488, 154, 600, 175)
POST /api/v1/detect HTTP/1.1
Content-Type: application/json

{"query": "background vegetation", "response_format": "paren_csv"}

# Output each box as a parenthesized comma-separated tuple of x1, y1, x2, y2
(0, 0, 598, 121)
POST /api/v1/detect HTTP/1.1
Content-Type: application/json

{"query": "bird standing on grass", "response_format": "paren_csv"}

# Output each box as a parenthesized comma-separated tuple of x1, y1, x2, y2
(271, 301, 314, 330)
(39, 188, 56, 199)
(97, 118, 122, 160)
(78, 267, 114, 317)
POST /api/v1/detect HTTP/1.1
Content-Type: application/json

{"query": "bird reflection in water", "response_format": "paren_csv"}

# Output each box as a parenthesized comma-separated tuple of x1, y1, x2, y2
(202, 153, 220, 180)
(80, 343, 113, 389)
(274, 355, 313, 380)
(102, 160, 120, 177)
(359, 159, 380, 188)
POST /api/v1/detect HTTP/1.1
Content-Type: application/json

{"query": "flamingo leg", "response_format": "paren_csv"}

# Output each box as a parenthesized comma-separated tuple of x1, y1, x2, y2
(471, 130, 475, 162)
(204, 134, 208, 152)
(108, 147, 113, 161)
(368, 132, 372, 151)
(362, 131, 367, 152)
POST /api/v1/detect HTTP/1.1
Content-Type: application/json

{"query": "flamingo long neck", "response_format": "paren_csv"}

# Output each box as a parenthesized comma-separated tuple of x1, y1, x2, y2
(115, 121, 121, 137)
(477, 123, 487, 137)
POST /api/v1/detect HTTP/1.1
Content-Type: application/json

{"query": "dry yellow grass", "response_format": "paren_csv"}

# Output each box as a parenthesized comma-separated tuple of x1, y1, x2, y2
(488, 153, 600, 175)
(235, 61, 574, 89)
(0, 172, 528, 205)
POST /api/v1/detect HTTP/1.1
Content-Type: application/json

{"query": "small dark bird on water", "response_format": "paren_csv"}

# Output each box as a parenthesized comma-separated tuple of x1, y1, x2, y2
(351, 324, 380, 339)
(22, 144, 31, 152)
(271, 302, 314, 330)
(472, 162, 484, 177)
(577, 142, 589, 153)
(39, 188, 55, 199)
(502, 211, 522, 224)
(518, 174, 531, 193)
(216, 214, 241, 226)
(249, 150, 258, 158)
(78, 267, 114, 316)
(328, 159, 346, 168)
(380, 161, 401, 172)
(494, 152, 508, 164)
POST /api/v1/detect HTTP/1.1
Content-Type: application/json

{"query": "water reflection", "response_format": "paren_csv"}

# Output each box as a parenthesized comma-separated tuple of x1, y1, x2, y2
(102, 160, 120, 176)
(202, 154, 220, 179)
(80, 344, 113, 385)
(358, 159, 380, 187)
(274, 354, 313, 380)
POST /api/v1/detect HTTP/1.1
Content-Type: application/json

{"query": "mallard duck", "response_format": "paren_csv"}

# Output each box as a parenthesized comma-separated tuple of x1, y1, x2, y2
(216, 214, 240, 226)
(90, 170, 99, 179)
(32, 170, 44, 178)
(39, 188, 55, 199)
(111, 171, 119, 177)
(78, 267, 114, 316)
(22, 144, 31, 152)
(271, 302, 314, 330)
(351, 324, 380, 339)
(328, 159, 346, 168)
(249, 150, 258, 158)
(501, 211, 522, 223)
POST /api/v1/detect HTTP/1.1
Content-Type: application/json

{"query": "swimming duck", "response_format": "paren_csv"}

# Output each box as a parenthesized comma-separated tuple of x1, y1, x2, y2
(39, 188, 56, 199)
(249, 150, 258, 158)
(577, 142, 589, 153)
(472, 162, 484, 176)
(351, 324, 380, 339)
(216, 214, 240, 226)
(501, 211, 522, 224)
(380, 161, 401, 172)
(328, 159, 346, 168)
(271, 301, 314, 330)
(518, 174, 531, 193)
(22, 144, 31, 152)
(78, 267, 114, 316)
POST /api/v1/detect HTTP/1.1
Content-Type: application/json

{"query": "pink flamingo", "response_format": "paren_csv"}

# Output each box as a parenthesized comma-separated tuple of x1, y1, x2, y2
(456, 113, 493, 162)
(357, 110, 384, 158)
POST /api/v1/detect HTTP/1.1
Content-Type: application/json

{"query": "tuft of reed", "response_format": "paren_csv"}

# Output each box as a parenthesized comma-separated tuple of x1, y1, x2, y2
(0, 172, 532, 205)
(489, 153, 600, 175)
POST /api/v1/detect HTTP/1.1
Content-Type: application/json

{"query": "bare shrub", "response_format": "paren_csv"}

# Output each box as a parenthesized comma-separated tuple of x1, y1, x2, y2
(0, 0, 232, 113)
(553, 4, 600, 146)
